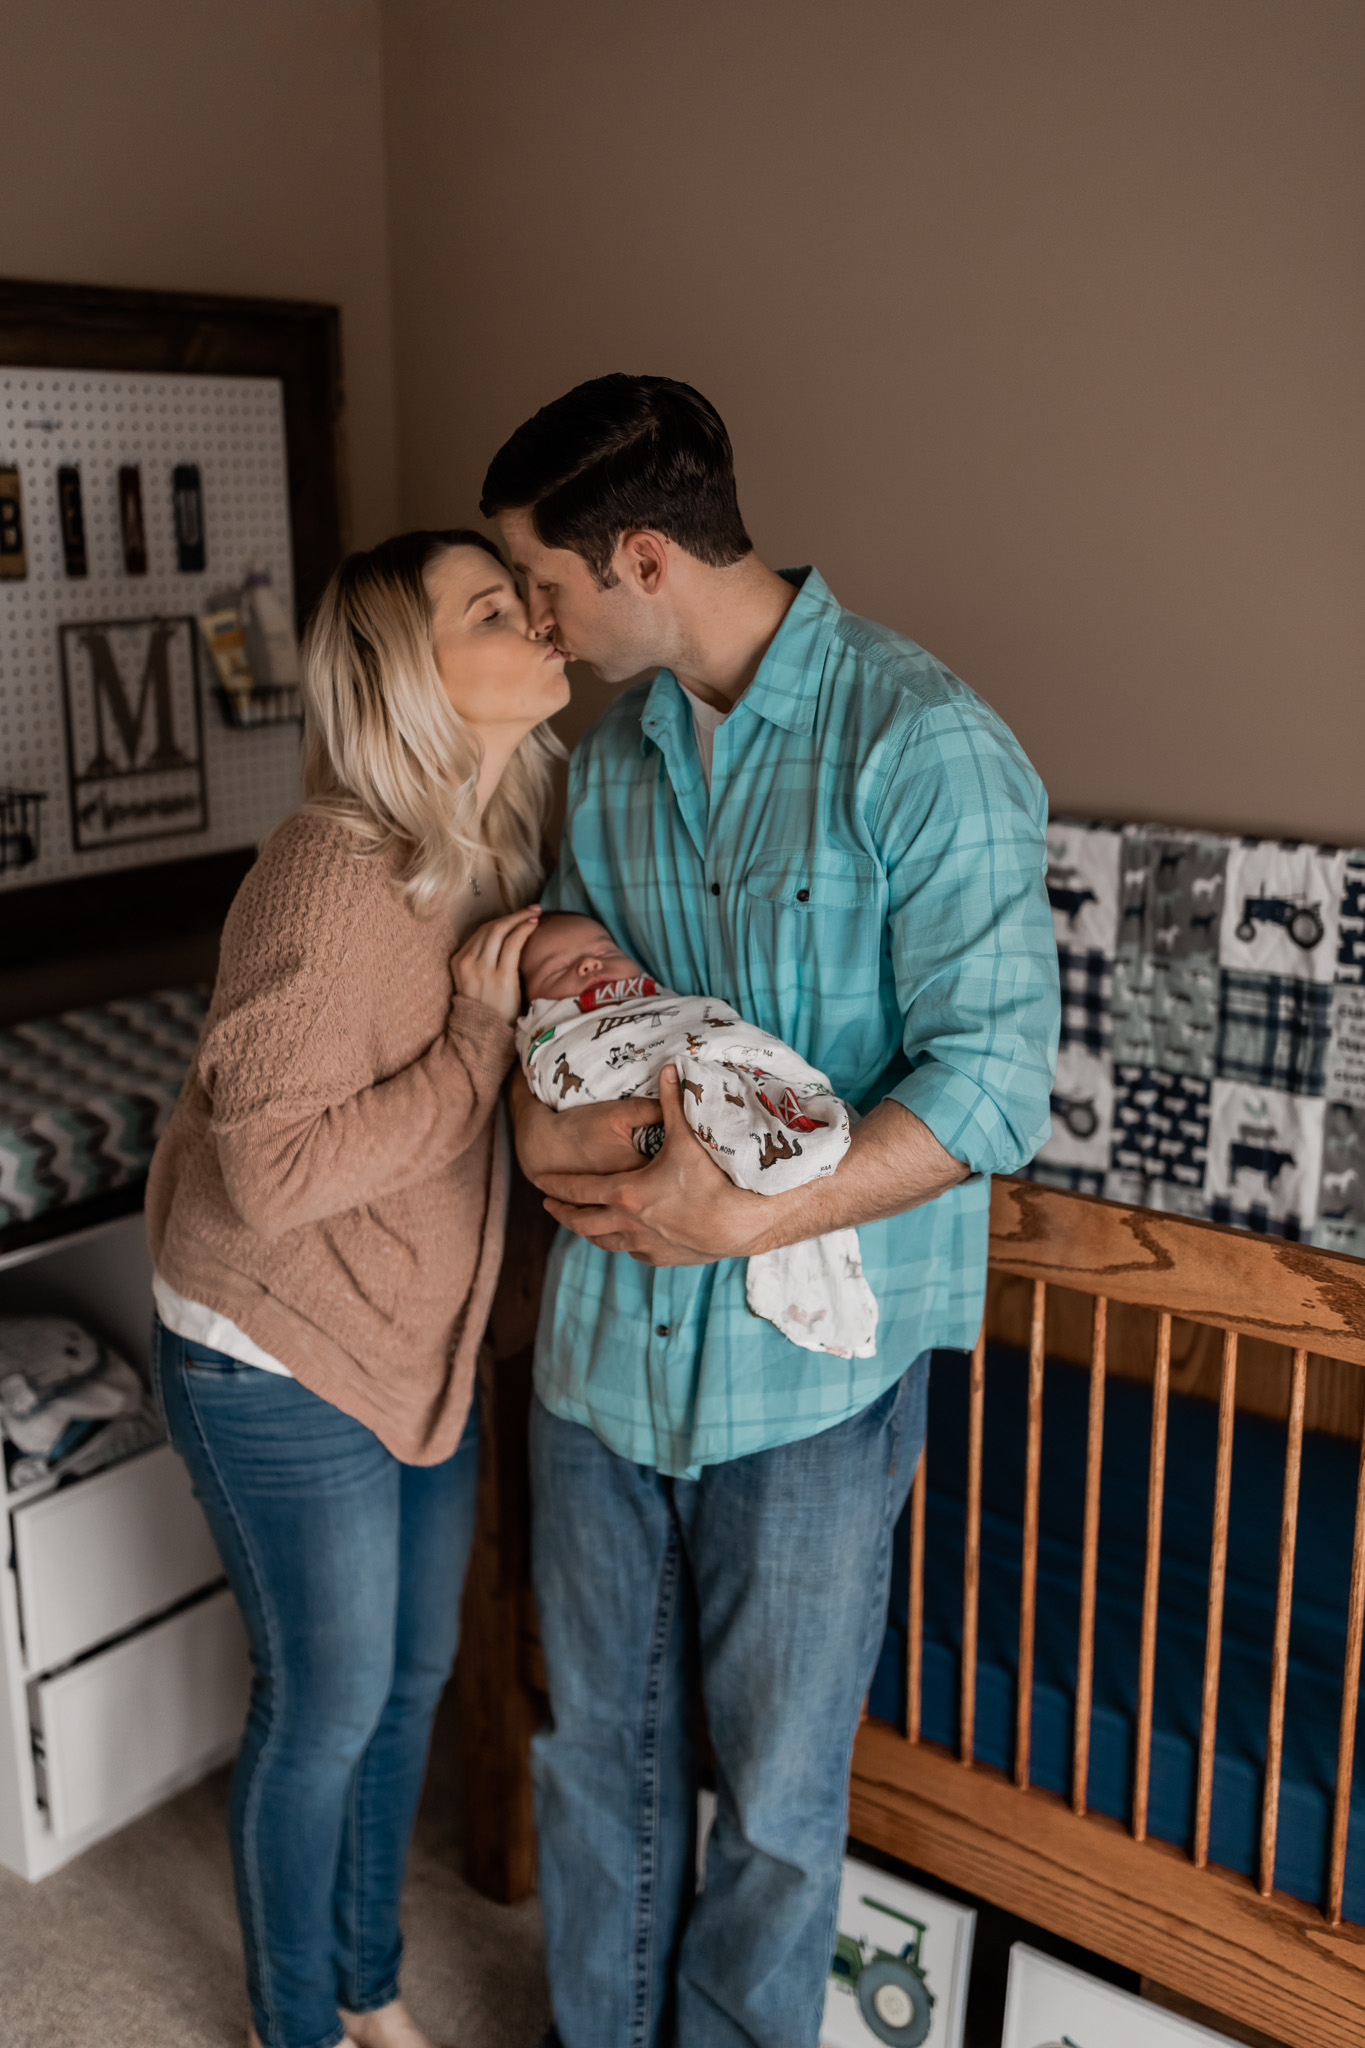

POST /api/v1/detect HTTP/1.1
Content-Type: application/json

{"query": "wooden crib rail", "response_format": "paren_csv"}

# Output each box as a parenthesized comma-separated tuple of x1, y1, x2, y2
(1193, 1329, 1238, 1869)
(989, 1178, 1365, 1366)
(860, 1177, 1365, 2048)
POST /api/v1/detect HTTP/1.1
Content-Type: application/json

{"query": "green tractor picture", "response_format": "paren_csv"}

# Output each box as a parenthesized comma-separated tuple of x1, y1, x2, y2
(829, 1896, 936, 2046)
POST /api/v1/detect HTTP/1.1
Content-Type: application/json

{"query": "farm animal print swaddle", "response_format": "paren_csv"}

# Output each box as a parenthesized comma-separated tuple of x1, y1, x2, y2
(516, 979, 879, 1360)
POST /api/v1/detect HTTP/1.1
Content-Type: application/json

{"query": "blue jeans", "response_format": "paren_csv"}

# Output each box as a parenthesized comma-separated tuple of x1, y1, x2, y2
(152, 1318, 479, 2048)
(530, 1356, 928, 2048)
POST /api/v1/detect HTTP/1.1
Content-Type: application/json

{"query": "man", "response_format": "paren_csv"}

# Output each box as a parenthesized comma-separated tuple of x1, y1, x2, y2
(481, 375, 1059, 2048)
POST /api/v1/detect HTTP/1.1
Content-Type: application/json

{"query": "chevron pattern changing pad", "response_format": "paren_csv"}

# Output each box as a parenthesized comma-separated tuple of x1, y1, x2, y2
(0, 988, 208, 1232)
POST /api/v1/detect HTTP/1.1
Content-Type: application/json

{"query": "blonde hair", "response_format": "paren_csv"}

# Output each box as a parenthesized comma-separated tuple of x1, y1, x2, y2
(299, 529, 564, 915)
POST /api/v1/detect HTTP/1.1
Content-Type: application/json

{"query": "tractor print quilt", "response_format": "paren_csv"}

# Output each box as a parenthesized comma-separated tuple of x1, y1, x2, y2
(0, 988, 208, 1232)
(1025, 823, 1365, 1256)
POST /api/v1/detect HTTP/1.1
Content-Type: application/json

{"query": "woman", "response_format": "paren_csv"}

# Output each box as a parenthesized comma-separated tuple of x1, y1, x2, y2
(146, 529, 568, 2048)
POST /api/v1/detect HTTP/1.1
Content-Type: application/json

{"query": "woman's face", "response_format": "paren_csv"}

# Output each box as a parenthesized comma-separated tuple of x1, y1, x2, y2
(426, 544, 570, 739)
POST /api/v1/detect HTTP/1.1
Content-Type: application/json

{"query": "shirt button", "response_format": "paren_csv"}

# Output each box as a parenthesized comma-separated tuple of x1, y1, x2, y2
(655, 1324, 670, 1338)
(796, 887, 810, 902)
(710, 882, 720, 896)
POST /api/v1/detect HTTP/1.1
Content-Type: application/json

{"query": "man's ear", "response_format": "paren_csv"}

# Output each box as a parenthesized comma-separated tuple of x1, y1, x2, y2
(615, 530, 668, 597)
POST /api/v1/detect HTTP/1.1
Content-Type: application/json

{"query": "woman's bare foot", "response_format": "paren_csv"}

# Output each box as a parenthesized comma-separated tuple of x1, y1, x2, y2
(339, 1999, 449, 2048)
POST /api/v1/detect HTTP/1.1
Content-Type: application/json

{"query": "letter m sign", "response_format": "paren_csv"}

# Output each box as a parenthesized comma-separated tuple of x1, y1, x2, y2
(59, 615, 208, 851)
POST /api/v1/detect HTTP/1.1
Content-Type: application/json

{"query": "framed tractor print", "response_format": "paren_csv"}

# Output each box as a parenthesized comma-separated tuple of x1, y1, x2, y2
(1002, 1947, 1242, 2048)
(695, 1802, 972, 2047)
(822, 1858, 974, 2048)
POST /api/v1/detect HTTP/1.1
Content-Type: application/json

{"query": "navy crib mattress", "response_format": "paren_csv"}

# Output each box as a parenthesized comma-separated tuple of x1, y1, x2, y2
(869, 1344, 1365, 1920)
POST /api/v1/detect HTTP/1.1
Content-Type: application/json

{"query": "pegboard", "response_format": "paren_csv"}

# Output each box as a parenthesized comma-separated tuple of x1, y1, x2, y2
(0, 366, 302, 893)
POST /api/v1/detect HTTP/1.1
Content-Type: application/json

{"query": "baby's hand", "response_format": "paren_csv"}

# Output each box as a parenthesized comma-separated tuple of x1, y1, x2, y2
(451, 908, 541, 1024)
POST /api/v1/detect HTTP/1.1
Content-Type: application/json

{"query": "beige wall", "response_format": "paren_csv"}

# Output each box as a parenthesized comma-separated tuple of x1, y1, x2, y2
(383, 0, 1365, 843)
(1, 0, 397, 546)
(3, 3, 1360, 838)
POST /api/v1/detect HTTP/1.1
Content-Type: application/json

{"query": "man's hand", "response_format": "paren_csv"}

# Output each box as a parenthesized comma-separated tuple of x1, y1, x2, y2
(509, 1066, 659, 1183)
(538, 1066, 772, 1265)
(536, 1069, 970, 1267)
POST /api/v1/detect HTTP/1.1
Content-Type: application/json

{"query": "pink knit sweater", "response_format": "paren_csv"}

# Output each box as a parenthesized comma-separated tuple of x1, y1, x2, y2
(146, 812, 516, 1464)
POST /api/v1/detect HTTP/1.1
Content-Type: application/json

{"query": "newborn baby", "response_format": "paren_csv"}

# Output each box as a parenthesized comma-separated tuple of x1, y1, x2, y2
(516, 913, 877, 1360)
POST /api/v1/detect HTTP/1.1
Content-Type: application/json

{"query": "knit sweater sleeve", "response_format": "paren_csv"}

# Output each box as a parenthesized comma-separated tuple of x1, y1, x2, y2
(198, 819, 515, 1241)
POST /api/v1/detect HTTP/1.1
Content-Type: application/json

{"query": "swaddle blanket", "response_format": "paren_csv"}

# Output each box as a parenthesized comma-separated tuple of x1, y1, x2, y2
(516, 977, 878, 1358)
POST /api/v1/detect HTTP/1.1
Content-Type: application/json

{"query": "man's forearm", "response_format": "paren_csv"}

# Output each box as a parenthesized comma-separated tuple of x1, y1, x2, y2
(534, 1076, 968, 1268)
(745, 1099, 968, 1255)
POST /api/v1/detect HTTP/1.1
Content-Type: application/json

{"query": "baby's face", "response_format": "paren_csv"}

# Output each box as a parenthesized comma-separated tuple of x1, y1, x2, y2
(521, 914, 644, 1004)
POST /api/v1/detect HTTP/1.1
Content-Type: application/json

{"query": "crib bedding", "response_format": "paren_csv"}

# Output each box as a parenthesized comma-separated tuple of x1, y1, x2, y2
(869, 1344, 1365, 1920)
(0, 988, 208, 1234)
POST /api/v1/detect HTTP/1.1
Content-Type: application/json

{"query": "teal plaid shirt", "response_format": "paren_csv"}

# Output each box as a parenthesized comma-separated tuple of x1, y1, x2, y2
(538, 567, 1059, 1477)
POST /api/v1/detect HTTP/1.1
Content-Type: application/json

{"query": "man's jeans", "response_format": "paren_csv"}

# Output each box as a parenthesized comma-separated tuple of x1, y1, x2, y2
(153, 1318, 478, 2048)
(530, 1356, 928, 2048)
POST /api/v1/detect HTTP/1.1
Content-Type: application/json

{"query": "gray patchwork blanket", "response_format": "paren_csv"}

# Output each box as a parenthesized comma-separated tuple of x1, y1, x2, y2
(1028, 824, 1364, 1253)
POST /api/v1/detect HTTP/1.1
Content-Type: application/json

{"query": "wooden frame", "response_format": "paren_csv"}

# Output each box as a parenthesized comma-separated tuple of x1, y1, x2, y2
(851, 1179, 1365, 2048)
(0, 276, 344, 972)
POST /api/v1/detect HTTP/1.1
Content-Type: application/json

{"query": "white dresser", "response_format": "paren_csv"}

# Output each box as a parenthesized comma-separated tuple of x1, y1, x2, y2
(0, 1213, 249, 1880)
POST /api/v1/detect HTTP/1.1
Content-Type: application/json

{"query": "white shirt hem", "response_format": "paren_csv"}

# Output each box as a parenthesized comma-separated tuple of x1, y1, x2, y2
(152, 1274, 294, 1378)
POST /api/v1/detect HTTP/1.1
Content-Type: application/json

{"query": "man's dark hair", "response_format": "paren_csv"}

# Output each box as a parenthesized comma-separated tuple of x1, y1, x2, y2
(479, 374, 753, 586)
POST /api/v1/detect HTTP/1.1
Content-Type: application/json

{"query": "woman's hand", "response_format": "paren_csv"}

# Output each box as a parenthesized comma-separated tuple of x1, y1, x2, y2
(450, 907, 542, 1023)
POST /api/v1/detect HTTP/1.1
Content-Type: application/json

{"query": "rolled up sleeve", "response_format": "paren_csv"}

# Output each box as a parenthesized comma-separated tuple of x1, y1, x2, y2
(879, 698, 1060, 1176)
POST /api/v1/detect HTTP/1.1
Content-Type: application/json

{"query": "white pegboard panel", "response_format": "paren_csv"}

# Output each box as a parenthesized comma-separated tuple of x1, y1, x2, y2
(0, 366, 303, 892)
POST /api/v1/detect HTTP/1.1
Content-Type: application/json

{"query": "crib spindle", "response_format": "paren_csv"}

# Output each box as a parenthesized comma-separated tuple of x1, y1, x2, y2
(906, 1447, 926, 1744)
(1327, 1394, 1365, 1925)
(961, 1327, 986, 1766)
(1072, 1295, 1107, 1816)
(1260, 1348, 1308, 1898)
(1194, 1329, 1238, 1869)
(1132, 1311, 1171, 1843)
(1016, 1280, 1047, 1790)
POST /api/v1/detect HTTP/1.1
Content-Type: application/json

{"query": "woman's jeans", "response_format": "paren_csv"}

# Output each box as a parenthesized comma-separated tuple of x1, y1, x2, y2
(530, 1356, 929, 2048)
(152, 1317, 479, 2048)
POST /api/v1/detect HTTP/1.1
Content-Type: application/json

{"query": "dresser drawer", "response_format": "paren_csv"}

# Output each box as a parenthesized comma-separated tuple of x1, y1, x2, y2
(12, 1443, 224, 1673)
(32, 1586, 249, 1843)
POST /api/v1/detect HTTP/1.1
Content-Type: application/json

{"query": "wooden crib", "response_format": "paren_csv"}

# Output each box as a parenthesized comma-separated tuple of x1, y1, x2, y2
(457, 1177, 1365, 2048)
(850, 1178, 1365, 2048)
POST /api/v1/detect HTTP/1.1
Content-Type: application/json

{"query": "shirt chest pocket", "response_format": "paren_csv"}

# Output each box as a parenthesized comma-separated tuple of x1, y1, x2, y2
(741, 849, 887, 996)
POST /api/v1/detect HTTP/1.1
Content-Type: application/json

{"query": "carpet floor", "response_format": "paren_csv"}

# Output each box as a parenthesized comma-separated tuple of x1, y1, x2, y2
(0, 1692, 551, 2048)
